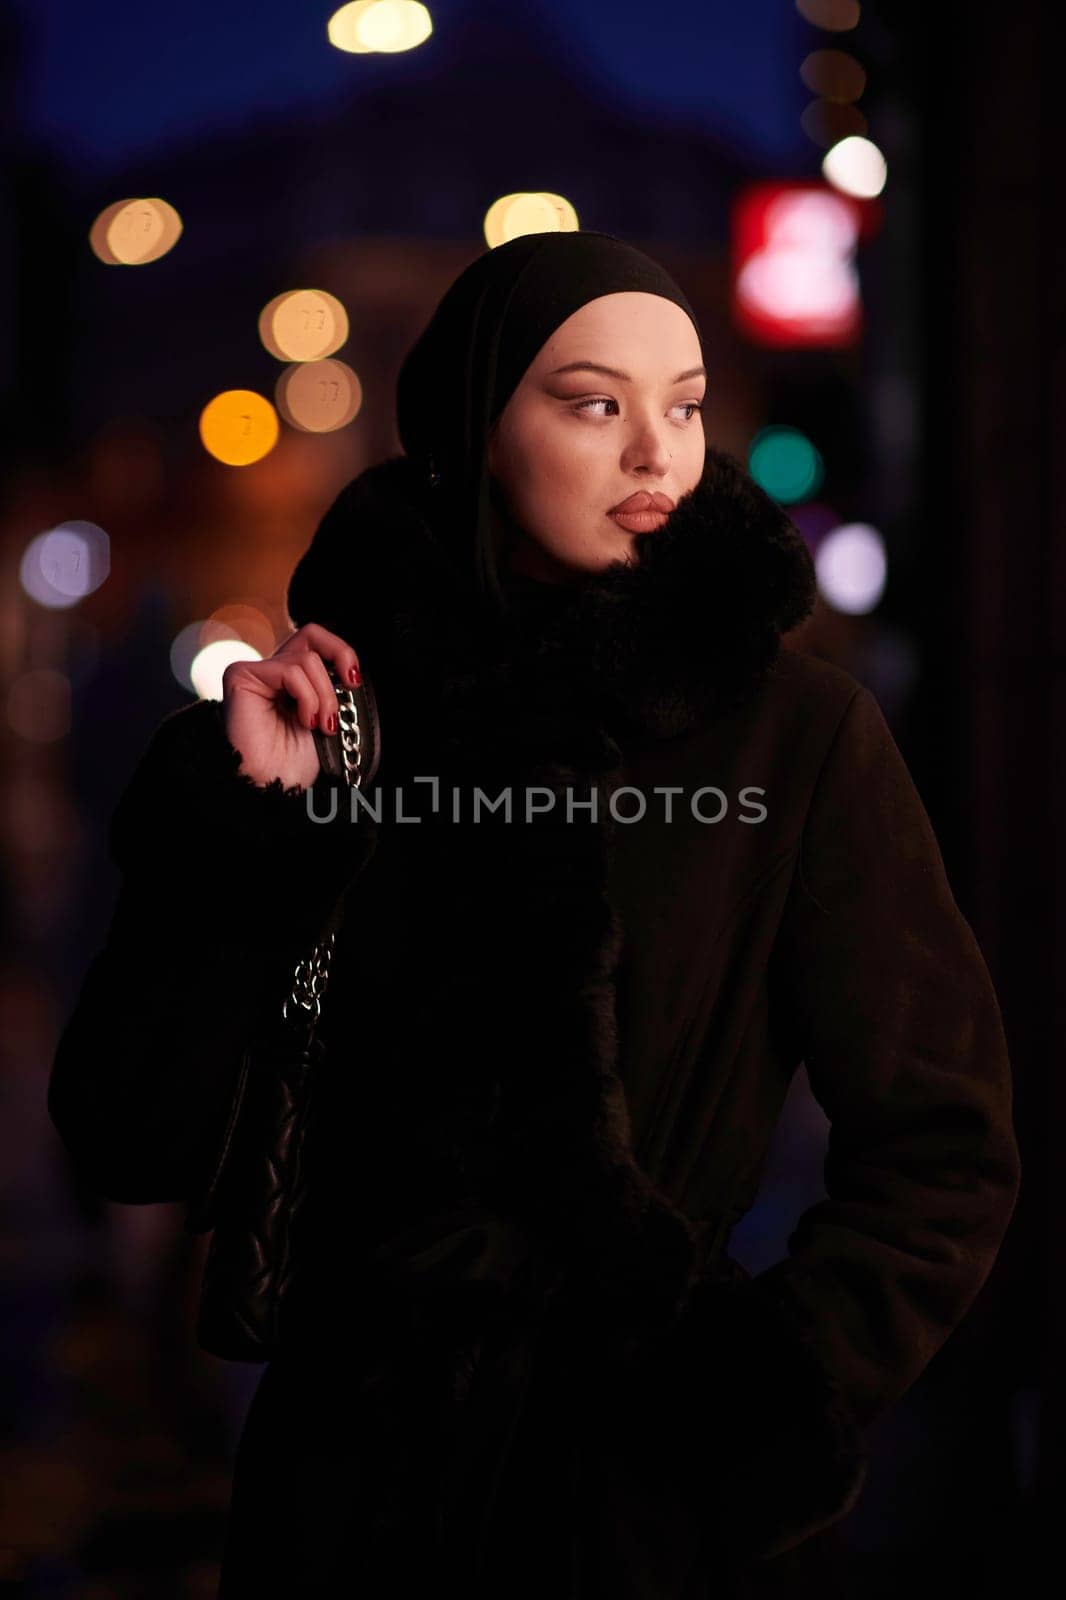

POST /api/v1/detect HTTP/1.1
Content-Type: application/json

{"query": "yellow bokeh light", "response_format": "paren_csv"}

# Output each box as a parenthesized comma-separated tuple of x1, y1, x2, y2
(258, 289, 350, 362)
(90, 201, 130, 264)
(275, 360, 363, 433)
(328, 2, 380, 51)
(108, 201, 164, 263)
(546, 194, 580, 232)
(358, 1, 432, 52)
(199, 390, 279, 466)
(483, 192, 579, 248)
(328, 1, 431, 53)
(90, 198, 182, 265)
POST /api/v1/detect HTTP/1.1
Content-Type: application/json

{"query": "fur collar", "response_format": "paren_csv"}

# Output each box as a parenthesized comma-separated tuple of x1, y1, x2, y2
(287, 443, 816, 752)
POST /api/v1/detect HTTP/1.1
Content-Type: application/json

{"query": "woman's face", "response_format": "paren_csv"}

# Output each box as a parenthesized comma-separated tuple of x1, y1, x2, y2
(486, 291, 706, 582)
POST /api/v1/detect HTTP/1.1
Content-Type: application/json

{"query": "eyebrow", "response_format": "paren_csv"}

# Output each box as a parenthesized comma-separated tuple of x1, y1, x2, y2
(547, 361, 707, 385)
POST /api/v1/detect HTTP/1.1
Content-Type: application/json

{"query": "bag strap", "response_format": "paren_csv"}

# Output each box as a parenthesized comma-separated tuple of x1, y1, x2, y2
(281, 895, 344, 1031)
(281, 665, 378, 1032)
(185, 670, 377, 1236)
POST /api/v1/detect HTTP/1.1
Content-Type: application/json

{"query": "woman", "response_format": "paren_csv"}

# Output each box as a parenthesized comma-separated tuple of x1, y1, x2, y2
(48, 231, 1021, 1598)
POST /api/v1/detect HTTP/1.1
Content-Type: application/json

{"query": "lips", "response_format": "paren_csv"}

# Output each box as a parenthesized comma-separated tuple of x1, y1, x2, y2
(609, 490, 676, 513)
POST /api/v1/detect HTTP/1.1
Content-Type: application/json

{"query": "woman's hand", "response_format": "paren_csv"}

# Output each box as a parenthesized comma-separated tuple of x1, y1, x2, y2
(221, 623, 362, 791)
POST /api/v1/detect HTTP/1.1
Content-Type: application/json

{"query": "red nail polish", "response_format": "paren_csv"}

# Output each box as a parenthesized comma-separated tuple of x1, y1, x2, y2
(348, 664, 362, 686)
(310, 712, 318, 729)
(327, 712, 337, 734)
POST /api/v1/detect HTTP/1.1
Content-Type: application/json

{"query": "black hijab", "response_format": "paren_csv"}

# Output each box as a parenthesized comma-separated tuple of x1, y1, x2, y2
(394, 229, 705, 612)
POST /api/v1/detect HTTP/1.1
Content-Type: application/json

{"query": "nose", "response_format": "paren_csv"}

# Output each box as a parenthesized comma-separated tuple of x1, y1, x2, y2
(619, 411, 673, 477)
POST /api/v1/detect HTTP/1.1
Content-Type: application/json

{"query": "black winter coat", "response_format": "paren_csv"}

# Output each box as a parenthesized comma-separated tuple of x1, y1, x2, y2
(48, 447, 1021, 1598)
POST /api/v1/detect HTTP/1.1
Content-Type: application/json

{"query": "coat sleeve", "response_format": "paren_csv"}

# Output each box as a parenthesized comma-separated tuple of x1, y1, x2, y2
(640, 682, 1022, 1561)
(47, 696, 379, 1206)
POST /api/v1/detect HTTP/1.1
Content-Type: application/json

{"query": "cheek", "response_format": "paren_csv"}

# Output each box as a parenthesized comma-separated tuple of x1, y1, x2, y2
(524, 425, 602, 500)
(530, 494, 608, 565)
(503, 428, 576, 508)
(492, 413, 606, 548)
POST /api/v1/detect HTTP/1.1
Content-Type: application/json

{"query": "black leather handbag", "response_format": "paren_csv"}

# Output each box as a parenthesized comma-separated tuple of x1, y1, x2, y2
(185, 666, 381, 1362)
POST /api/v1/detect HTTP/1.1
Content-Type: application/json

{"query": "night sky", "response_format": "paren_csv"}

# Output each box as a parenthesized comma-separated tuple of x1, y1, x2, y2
(11, 0, 816, 177)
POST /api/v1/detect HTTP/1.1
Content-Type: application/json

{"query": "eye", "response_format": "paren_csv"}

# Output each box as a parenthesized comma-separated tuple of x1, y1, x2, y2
(573, 398, 705, 421)
(572, 397, 617, 417)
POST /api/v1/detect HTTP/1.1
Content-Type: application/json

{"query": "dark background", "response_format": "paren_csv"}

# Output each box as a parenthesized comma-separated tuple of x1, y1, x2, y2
(0, 1, 1058, 1593)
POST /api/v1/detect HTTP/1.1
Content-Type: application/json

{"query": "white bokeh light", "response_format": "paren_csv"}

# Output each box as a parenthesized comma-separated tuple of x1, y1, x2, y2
(190, 638, 263, 701)
(170, 621, 205, 693)
(823, 135, 888, 199)
(815, 522, 887, 614)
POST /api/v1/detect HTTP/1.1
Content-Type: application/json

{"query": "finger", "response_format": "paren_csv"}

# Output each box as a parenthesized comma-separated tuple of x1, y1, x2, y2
(278, 662, 319, 729)
(299, 649, 340, 733)
(284, 622, 362, 687)
(223, 655, 309, 704)
(222, 656, 298, 701)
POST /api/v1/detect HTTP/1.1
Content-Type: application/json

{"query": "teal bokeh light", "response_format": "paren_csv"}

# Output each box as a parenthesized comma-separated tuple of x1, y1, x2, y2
(748, 426, 824, 504)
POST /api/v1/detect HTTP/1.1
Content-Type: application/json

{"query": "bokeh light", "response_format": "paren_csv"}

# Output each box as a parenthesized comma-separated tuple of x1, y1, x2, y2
(258, 290, 349, 362)
(733, 186, 862, 343)
(815, 522, 887, 613)
(327, 0, 376, 50)
(795, 0, 861, 29)
(823, 135, 888, 199)
(89, 198, 183, 265)
(170, 621, 205, 692)
(199, 390, 279, 466)
(203, 604, 276, 660)
(7, 669, 72, 742)
(800, 50, 866, 103)
(20, 522, 111, 609)
(748, 426, 825, 503)
(275, 360, 363, 432)
(190, 638, 264, 701)
(327, 1, 432, 53)
(172, 621, 262, 698)
(483, 192, 579, 247)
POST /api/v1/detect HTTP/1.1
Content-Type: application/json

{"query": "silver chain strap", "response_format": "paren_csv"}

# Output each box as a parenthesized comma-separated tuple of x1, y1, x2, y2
(281, 932, 337, 1026)
(335, 684, 363, 788)
(280, 675, 362, 1024)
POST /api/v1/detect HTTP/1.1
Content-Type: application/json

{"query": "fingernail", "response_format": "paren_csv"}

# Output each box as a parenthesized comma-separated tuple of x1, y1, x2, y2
(327, 712, 337, 734)
(310, 713, 318, 729)
(348, 664, 362, 686)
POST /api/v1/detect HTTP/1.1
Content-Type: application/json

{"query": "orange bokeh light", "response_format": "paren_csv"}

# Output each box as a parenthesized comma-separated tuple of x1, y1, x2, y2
(199, 390, 279, 466)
